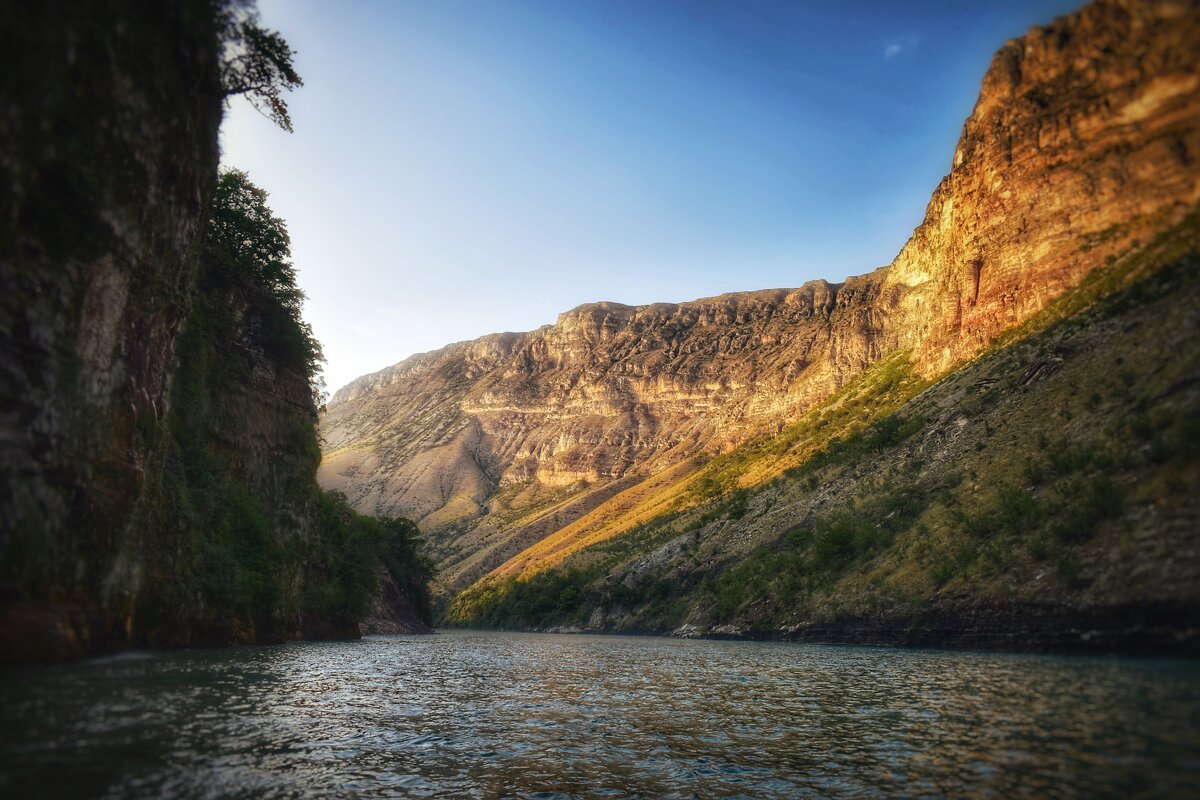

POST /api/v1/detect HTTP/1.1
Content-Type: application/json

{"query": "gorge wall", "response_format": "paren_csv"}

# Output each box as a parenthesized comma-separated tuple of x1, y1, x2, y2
(0, 1, 223, 658)
(885, 0, 1200, 371)
(319, 0, 1200, 598)
(0, 1, 430, 660)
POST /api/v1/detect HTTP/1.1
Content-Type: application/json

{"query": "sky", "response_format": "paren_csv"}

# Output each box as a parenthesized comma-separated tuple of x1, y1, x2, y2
(220, 0, 1082, 394)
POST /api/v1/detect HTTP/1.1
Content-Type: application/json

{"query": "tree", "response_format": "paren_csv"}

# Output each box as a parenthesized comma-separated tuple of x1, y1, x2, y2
(205, 169, 326, 406)
(218, 1, 303, 132)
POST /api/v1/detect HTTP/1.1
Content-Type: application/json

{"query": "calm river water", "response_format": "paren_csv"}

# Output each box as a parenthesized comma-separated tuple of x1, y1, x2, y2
(2, 630, 1197, 798)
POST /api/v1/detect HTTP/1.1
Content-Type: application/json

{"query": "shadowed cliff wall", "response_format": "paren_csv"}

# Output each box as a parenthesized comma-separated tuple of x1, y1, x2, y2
(0, 2, 432, 660)
(0, 0, 223, 658)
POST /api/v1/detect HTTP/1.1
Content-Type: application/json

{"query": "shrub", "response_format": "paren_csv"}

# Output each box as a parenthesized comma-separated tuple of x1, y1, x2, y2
(1051, 474, 1124, 544)
(997, 484, 1040, 532)
(304, 491, 433, 626)
(1022, 458, 1046, 486)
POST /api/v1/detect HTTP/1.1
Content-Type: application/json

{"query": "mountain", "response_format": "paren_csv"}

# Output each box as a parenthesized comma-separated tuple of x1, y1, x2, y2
(319, 0, 1200, 647)
(447, 221, 1200, 651)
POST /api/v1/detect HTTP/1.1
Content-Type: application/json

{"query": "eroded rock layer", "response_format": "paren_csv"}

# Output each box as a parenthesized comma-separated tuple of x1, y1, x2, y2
(320, 0, 1200, 591)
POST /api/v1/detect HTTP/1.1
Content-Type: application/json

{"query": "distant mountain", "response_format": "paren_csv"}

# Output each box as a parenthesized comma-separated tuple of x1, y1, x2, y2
(320, 0, 1200, 652)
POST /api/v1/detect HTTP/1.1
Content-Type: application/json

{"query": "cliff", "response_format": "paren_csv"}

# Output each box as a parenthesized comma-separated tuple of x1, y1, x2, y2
(320, 0, 1200, 607)
(0, 1, 222, 658)
(884, 0, 1200, 371)
(0, 2, 430, 660)
(447, 220, 1200, 653)
(322, 282, 884, 522)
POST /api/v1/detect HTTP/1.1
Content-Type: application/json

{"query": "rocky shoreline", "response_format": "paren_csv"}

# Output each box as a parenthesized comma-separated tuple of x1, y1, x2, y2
(528, 601, 1200, 657)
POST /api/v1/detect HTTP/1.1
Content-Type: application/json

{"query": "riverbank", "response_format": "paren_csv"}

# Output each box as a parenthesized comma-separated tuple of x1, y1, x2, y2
(508, 599, 1200, 657)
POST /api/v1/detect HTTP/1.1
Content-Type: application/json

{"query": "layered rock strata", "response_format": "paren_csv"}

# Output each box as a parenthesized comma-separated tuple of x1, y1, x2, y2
(320, 0, 1200, 592)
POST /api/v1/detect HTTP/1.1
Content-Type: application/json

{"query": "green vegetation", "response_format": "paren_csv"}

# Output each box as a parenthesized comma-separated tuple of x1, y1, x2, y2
(444, 518, 678, 629)
(0, 0, 432, 657)
(785, 410, 926, 481)
(685, 352, 928, 506)
(450, 568, 602, 630)
(205, 168, 327, 405)
(218, 0, 303, 132)
(154, 168, 431, 640)
(699, 484, 925, 625)
(304, 491, 432, 627)
(452, 355, 929, 629)
(446, 217, 1200, 637)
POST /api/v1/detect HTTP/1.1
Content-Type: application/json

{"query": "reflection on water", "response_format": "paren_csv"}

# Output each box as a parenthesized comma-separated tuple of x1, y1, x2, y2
(1, 631, 1197, 798)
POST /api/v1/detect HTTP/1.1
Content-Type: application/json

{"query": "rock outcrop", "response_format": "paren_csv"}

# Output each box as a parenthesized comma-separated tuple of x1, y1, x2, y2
(445, 228, 1200, 653)
(884, 0, 1200, 372)
(319, 0, 1200, 596)
(322, 283, 889, 523)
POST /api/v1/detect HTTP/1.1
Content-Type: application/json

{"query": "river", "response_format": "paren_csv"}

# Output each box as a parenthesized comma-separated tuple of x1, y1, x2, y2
(2, 630, 1197, 798)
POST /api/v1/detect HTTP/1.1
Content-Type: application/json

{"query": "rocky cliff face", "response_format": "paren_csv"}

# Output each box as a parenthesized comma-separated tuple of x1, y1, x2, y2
(320, 0, 1200, 595)
(138, 265, 326, 647)
(0, 1, 223, 658)
(322, 281, 890, 524)
(885, 0, 1200, 372)
(0, 2, 431, 659)
(446, 224, 1200, 653)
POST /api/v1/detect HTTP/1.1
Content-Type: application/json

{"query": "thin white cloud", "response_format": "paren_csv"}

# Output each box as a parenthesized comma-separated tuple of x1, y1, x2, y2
(884, 34, 920, 60)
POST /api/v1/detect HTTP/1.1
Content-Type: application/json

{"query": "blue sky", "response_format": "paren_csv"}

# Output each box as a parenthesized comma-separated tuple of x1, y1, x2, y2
(220, 0, 1081, 393)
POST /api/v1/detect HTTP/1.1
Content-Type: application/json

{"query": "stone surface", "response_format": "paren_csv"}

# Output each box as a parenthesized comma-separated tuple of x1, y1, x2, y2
(319, 0, 1200, 595)
(0, 2, 433, 659)
(0, 1, 223, 656)
(360, 569, 434, 635)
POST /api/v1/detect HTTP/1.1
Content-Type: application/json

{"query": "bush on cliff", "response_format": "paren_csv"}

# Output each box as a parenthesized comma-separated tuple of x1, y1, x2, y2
(304, 492, 433, 629)
(205, 168, 326, 405)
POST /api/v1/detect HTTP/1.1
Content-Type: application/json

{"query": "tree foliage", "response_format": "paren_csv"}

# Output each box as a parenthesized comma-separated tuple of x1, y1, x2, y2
(305, 492, 435, 627)
(218, 0, 303, 132)
(205, 168, 326, 406)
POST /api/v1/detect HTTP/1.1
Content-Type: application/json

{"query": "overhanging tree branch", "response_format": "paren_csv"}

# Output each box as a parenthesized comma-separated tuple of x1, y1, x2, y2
(218, 1, 303, 132)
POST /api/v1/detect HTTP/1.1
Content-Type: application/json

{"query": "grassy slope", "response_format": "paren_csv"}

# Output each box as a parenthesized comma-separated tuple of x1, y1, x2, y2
(444, 214, 1200, 650)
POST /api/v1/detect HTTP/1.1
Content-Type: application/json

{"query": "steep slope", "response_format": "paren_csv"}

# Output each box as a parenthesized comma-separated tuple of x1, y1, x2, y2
(885, 0, 1200, 372)
(143, 218, 432, 646)
(446, 217, 1200, 653)
(320, 0, 1200, 601)
(0, 1, 222, 658)
(322, 283, 892, 556)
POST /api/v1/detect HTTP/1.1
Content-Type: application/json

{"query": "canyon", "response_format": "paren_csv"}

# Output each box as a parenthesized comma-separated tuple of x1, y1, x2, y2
(2, 0, 1195, 660)
(320, 0, 1200, 636)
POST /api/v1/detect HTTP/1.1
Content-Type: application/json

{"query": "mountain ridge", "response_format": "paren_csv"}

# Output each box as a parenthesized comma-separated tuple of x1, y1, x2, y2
(327, 281, 856, 408)
(444, 218, 1200, 652)
(319, 0, 1200, 615)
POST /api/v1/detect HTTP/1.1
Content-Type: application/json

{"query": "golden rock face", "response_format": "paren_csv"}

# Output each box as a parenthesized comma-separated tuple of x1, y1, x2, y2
(319, 0, 1200, 588)
(886, 0, 1200, 375)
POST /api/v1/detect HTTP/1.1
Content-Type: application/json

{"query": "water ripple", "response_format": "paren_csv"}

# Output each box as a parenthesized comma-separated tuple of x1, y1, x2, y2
(1, 632, 1198, 798)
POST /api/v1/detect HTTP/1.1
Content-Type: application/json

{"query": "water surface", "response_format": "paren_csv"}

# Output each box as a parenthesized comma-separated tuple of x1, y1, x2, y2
(2, 630, 1197, 798)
